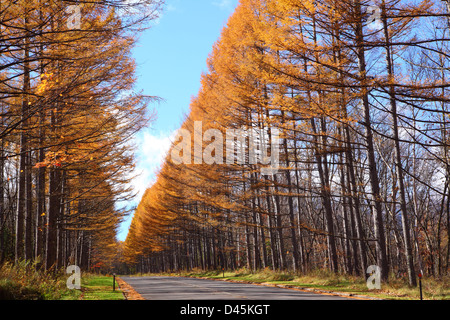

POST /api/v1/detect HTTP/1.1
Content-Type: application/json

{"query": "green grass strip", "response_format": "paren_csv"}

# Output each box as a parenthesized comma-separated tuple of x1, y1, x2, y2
(79, 275, 124, 300)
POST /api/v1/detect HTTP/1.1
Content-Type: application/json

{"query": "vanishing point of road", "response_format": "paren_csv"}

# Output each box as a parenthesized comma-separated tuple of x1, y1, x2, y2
(120, 276, 355, 300)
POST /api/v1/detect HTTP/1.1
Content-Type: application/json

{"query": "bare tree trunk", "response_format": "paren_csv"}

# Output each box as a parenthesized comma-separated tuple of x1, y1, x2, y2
(46, 110, 62, 270)
(281, 111, 300, 272)
(353, 0, 389, 281)
(310, 117, 339, 273)
(35, 118, 46, 262)
(250, 172, 261, 270)
(264, 182, 278, 270)
(271, 179, 286, 270)
(340, 149, 354, 274)
(35, 5, 46, 262)
(292, 119, 305, 273)
(0, 103, 4, 264)
(15, 13, 31, 262)
(381, 2, 416, 286)
(256, 191, 268, 269)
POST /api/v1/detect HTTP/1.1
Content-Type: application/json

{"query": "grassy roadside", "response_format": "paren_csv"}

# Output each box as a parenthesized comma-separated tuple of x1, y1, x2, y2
(36, 274, 125, 300)
(0, 261, 124, 300)
(138, 268, 449, 300)
(75, 274, 124, 300)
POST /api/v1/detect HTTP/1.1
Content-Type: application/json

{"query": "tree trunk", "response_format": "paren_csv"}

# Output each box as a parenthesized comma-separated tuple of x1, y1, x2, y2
(46, 160, 61, 270)
(281, 111, 300, 272)
(353, 0, 389, 281)
(381, 1, 416, 286)
(15, 14, 31, 262)
(310, 117, 339, 273)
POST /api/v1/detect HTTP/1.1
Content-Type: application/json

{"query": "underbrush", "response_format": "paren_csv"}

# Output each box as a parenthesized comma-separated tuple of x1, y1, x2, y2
(0, 259, 79, 300)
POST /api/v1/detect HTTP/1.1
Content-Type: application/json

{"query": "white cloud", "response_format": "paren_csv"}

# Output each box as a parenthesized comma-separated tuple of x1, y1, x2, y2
(117, 128, 175, 242)
(132, 128, 176, 203)
(212, 0, 233, 10)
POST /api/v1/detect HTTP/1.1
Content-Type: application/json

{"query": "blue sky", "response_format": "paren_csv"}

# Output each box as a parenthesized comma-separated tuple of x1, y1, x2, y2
(117, 0, 240, 241)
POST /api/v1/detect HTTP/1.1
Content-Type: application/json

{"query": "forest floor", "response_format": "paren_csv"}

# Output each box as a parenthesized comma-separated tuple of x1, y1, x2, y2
(133, 268, 449, 300)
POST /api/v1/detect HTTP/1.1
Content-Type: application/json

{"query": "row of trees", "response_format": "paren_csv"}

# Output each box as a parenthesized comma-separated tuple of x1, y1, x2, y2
(0, 0, 161, 271)
(124, 0, 450, 286)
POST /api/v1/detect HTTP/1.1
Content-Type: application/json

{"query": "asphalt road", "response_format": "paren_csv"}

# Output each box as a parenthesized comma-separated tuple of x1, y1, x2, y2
(120, 276, 353, 300)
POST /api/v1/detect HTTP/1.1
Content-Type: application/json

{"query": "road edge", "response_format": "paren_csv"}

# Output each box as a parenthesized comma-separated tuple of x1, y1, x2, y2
(182, 275, 383, 300)
(116, 277, 145, 300)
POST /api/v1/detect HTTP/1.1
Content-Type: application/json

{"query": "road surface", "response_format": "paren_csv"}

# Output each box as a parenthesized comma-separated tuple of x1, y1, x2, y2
(120, 276, 353, 300)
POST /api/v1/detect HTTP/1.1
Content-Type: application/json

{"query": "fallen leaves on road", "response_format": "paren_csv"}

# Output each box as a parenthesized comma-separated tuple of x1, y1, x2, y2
(116, 277, 145, 300)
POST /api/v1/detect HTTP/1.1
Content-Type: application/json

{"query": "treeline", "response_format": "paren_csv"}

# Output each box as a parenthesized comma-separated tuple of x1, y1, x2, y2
(124, 0, 450, 286)
(0, 0, 161, 271)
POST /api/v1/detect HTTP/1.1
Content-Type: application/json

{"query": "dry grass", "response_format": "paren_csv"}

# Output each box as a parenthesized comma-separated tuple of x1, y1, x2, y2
(116, 277, 145, 300)
(165, 268, 449, 300)
(0, 259, 79, 300)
